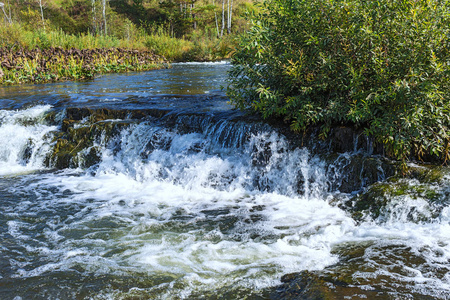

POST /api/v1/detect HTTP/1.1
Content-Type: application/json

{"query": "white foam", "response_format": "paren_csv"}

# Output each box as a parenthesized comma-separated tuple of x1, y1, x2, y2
(0, 105, 56, 175)
(2, 107, 450, 298)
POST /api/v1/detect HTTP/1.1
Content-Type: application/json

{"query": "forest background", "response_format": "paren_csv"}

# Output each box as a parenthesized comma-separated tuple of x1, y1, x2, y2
(0, 0, 255, 61)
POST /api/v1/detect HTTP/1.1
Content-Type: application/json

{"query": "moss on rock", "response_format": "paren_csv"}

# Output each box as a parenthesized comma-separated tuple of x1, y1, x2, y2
(342, 164, 450, 223)
(48, 108, 152, 169)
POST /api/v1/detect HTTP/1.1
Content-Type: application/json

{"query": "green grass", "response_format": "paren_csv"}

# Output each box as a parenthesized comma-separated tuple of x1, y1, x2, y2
(0, 23, 235, 85)
(0, 24, 146, 50)
(0, 23, 235, 61)
(0, 47, 166, 85)
(145, 28, 235, 61)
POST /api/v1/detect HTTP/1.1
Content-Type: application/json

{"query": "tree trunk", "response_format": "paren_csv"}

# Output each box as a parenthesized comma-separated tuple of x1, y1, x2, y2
(192, 3, 196, 30)
(226, 0, 229, 34)
(220, 0, 225, 38)
(7, 0, 12, 24)
(91, 0, 97, 35)
(38, 0, 45, 30)
(0, 3, 12, 24)
(102, 0, 107, 35)
(227, 0, 233, 34)
(213, 0, 219, 38)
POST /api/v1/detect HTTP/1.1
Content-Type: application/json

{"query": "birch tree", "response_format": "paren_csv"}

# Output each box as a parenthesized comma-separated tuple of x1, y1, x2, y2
(102, 0, 107, 35)
(227, 0, 232, 34)
(213, 0, 219, 38)
(38, 0, 45, 30)
(91, 0, 97, 34)
(0, 2, 12, 24)
(220, 0, 225, 37)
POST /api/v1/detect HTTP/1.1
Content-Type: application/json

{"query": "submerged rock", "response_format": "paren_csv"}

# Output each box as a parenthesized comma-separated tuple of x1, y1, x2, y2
(407, 164, 450, 184)
(273, 238, 447, 299)
(273, 269, 391, 299)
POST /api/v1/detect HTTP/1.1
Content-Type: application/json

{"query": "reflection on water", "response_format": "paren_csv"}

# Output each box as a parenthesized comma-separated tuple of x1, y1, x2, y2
(0, 61, 230, 110)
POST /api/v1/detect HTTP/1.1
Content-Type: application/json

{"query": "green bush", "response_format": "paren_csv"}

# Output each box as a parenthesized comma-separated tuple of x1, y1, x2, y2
(227, 0, 450, 162)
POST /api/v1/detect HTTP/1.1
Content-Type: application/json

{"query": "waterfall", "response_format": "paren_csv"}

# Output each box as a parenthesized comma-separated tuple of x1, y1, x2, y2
(0, 105, 57, 175)
(0, 97, 449, 298)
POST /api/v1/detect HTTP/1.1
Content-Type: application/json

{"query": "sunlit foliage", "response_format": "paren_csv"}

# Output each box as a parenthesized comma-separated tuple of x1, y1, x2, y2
(227, 0, 450, 162)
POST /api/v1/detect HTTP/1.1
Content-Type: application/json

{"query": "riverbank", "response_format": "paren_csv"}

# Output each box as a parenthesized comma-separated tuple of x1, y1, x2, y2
(0, 47, 168, 85)
(0, 21, 236, 86)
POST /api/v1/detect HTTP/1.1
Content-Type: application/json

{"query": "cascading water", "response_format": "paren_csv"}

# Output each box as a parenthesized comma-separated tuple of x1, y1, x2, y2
(0, 63, 449, 299)
(0, 105, 57, 175)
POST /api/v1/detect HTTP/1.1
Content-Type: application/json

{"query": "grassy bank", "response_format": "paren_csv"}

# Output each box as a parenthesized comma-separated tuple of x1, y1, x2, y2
(0, 24, 235, 62)
(0, 24, 235, 85)
(0, 46, 167, 85)
(0, 0, 247, 85)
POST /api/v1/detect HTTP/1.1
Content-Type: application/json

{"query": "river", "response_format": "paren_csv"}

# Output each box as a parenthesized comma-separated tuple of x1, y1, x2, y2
(0, 62, 449, 299)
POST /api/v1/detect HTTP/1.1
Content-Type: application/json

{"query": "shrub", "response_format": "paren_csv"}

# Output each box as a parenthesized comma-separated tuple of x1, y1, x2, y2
(145, 28, 193, 61)
(227, 0, 450, 162)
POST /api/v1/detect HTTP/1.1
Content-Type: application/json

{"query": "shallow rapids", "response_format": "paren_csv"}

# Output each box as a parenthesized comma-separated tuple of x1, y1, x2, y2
(0, 63, 449, 299)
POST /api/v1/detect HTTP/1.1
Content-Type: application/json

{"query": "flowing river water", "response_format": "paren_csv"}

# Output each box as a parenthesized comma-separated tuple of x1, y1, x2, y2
(0, 62, 449, 299)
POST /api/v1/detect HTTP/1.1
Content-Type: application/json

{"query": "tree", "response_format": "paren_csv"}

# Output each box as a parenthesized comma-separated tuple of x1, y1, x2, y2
(213, 0, 219, 37)
(102, 0, 107, 35)
(220, 0, 224, 37)
(0, 2, 12, 24)
(226, 0, 232, 34)
(227, 0, 450, 163)
(38, 0, 45, 30)
(91, 0, 97, 34)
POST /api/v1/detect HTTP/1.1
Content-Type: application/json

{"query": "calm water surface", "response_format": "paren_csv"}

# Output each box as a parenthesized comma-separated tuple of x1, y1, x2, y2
(0, 62, 230, 110)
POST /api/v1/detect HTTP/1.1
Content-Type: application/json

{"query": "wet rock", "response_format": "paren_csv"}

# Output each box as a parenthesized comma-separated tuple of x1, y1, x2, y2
(49, 121, 126, 169)
(140, 131, 172, 159)
(50, 138, 79, 169)
(326, 154, 398, 193)
(342, 166, 450, 222)
(407, 164, 450, 184)
(330, 126, 356, 153)
(274, 271, 335, 299)
(47, 107, 175, 169)
(64, 107, 170, 124)
(65, 107, 93, 121)
(276, 123, 385, 159)
(315, 242, 443, 299)
(21, 138, 34, 164)
(273, 239, 437, 300)
(273, 269, 396, 299)
(327, 126, 385, 155)
(81, 146, 102, 168)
